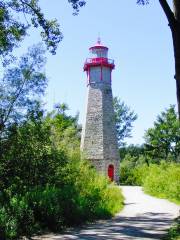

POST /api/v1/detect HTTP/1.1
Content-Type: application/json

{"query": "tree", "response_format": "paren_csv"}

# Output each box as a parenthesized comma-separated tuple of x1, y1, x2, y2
(119, 144, 144, 160)
(46, 103, 81, 152)
(137, 0, 180, 119)
(0, 0, 86, 58)
(54, 102, 69, 115)
(144, 105, 180, 161)
(0, 107, 58, 191)
(0, 43, 47, 134)
(113, 97, 137, 147)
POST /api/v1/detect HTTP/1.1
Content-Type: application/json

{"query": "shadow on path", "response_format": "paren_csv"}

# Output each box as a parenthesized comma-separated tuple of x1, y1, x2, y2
(32, 187, 180, 240)
(37, 212, 173, 240)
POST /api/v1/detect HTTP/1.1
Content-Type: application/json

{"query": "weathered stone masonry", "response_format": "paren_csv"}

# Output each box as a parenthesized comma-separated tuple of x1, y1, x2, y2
(81, 40, 120, 182)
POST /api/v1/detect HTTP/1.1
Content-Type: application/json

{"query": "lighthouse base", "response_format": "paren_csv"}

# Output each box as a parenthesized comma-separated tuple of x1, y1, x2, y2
(88, 159, 119, 183)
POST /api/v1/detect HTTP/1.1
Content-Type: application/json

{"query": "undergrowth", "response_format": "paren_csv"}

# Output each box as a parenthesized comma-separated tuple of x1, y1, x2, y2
(120, 161, 180, 204)
(163, 216, 180, 240)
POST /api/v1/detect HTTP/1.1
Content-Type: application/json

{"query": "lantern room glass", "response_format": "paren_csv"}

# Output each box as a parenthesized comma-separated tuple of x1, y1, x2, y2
(90, 48, 108, 58)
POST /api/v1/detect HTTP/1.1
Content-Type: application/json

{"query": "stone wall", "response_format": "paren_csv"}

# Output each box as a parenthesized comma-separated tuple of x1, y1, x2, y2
(81, 66, 120, 183)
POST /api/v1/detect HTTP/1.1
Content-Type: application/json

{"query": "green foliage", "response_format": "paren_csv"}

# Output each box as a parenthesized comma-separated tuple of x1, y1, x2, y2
(113, 97, 137, 147)
(137, 0, 149, 4)
(119, 106, 180, 205)
(119, 144, 145, 160)
(120, 159, 180, 204)
(0, 0, 62, 57)
(143, 162, 180, 204)
(0, 108, 65, 192)
(46, 103, 81, 154)
(164, 216, 180, 240)
(119, 154, 138, 185)
(144, 106, 180, 162)
(0, 44, 47, 134)
(68, 0, 86, 15)
(56, 157, 124, 224)
(0, 100, 124, 239)
(131, 164, 149, 185)
(120, 154, 148, 185)
(0, 194, 34, 239)
(0, 156, 124, 239)
(0, 1, 27, 58)
(117, 105, 180, 208)
(25, 186, 64, 231)
(0, 0, 86, 59)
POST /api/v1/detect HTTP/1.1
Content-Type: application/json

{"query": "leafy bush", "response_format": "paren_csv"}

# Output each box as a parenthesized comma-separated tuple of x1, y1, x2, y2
(55, 155, 124, 225)
(26, 186, 64, 231)
(144, 106, 180, 162)
(0, 100, 124, 239)
(164, 216, 180, 240)
(0, 194, 34, 239)
(119, 154, 148, 185)
(130, 165, 149, 186)
(120, 158, 180, 204)
(0, 157, 124, 239)
(143, 162, 180, 204)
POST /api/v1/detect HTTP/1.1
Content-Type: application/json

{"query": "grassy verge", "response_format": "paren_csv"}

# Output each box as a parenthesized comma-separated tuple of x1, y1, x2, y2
(142, 163, 180, 205)
(163, 216, 180, 240)
(120, 162, 180, 205)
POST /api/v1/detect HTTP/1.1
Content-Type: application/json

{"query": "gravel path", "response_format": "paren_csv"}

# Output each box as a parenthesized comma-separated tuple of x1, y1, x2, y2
(32, 186, 180, 240)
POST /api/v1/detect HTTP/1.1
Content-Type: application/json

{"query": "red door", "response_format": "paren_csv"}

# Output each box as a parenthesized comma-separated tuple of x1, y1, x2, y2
(108, 165, 114, 181)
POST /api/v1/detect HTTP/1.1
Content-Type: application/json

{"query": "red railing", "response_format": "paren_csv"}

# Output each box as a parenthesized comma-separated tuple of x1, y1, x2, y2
(85, 57, 114, 65)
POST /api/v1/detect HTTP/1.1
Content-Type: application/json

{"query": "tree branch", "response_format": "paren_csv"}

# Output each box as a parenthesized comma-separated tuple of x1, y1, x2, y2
(159, 0, 177, 30)
(1, 66, 34, 131)
(2, 78, 26, 127)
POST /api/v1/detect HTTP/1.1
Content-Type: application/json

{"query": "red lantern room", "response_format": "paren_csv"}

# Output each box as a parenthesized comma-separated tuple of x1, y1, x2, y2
(84, 38, 115, 72)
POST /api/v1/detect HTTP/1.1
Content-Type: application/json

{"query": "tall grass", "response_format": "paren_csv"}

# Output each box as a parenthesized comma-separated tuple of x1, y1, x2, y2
(120, 161, 180, 204)
(142, 162, 180, 204)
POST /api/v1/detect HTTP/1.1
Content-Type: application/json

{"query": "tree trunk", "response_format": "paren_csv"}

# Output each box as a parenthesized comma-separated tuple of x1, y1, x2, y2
(159, 0, 180, 119)
(173, 31, 180, 120)
(173, 0, 180, 120)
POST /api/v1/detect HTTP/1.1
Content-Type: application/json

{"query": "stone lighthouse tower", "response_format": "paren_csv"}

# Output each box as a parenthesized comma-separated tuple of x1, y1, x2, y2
(81, 39, 120, 182)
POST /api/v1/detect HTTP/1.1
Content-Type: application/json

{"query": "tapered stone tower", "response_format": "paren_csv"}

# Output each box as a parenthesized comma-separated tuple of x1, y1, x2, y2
(81, 39, 120, 182)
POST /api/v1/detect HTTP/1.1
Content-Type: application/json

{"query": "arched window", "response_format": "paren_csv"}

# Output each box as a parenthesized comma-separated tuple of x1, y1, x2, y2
(108, 164, 114, 181)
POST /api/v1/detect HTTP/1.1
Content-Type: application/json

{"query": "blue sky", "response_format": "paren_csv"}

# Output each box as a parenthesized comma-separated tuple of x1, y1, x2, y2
(19, 0, 176, 145)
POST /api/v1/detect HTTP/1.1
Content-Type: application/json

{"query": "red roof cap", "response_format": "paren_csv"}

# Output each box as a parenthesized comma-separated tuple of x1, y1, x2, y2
(89, 38, 108, 51)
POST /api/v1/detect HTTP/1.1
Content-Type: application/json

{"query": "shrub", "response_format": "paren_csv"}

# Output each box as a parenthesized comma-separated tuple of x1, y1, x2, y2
(119, 154, 149, 185)
(0, 106, 124, 239)
(55, 157, 124, 225)
(143, 162, 180, 204)
(164, 216, 180, 240)
(0, 194, 34, 239)
(0, 158, 124, 239)
(120, 155, 180, 204)
(26, 186, 64, 231)
(131, 165, 149, 186)
(119, 154, 137, 185)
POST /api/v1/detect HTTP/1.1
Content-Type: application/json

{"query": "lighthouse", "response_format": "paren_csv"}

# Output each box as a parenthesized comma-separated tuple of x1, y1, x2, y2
(81, 39, 120, 183)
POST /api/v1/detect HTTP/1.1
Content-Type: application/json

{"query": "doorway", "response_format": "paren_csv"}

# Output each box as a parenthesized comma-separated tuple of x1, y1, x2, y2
(108, 164, 114, 181)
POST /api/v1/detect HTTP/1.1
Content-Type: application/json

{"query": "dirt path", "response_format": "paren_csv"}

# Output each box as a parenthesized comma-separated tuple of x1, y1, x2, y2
(33, 186, 180, 240)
